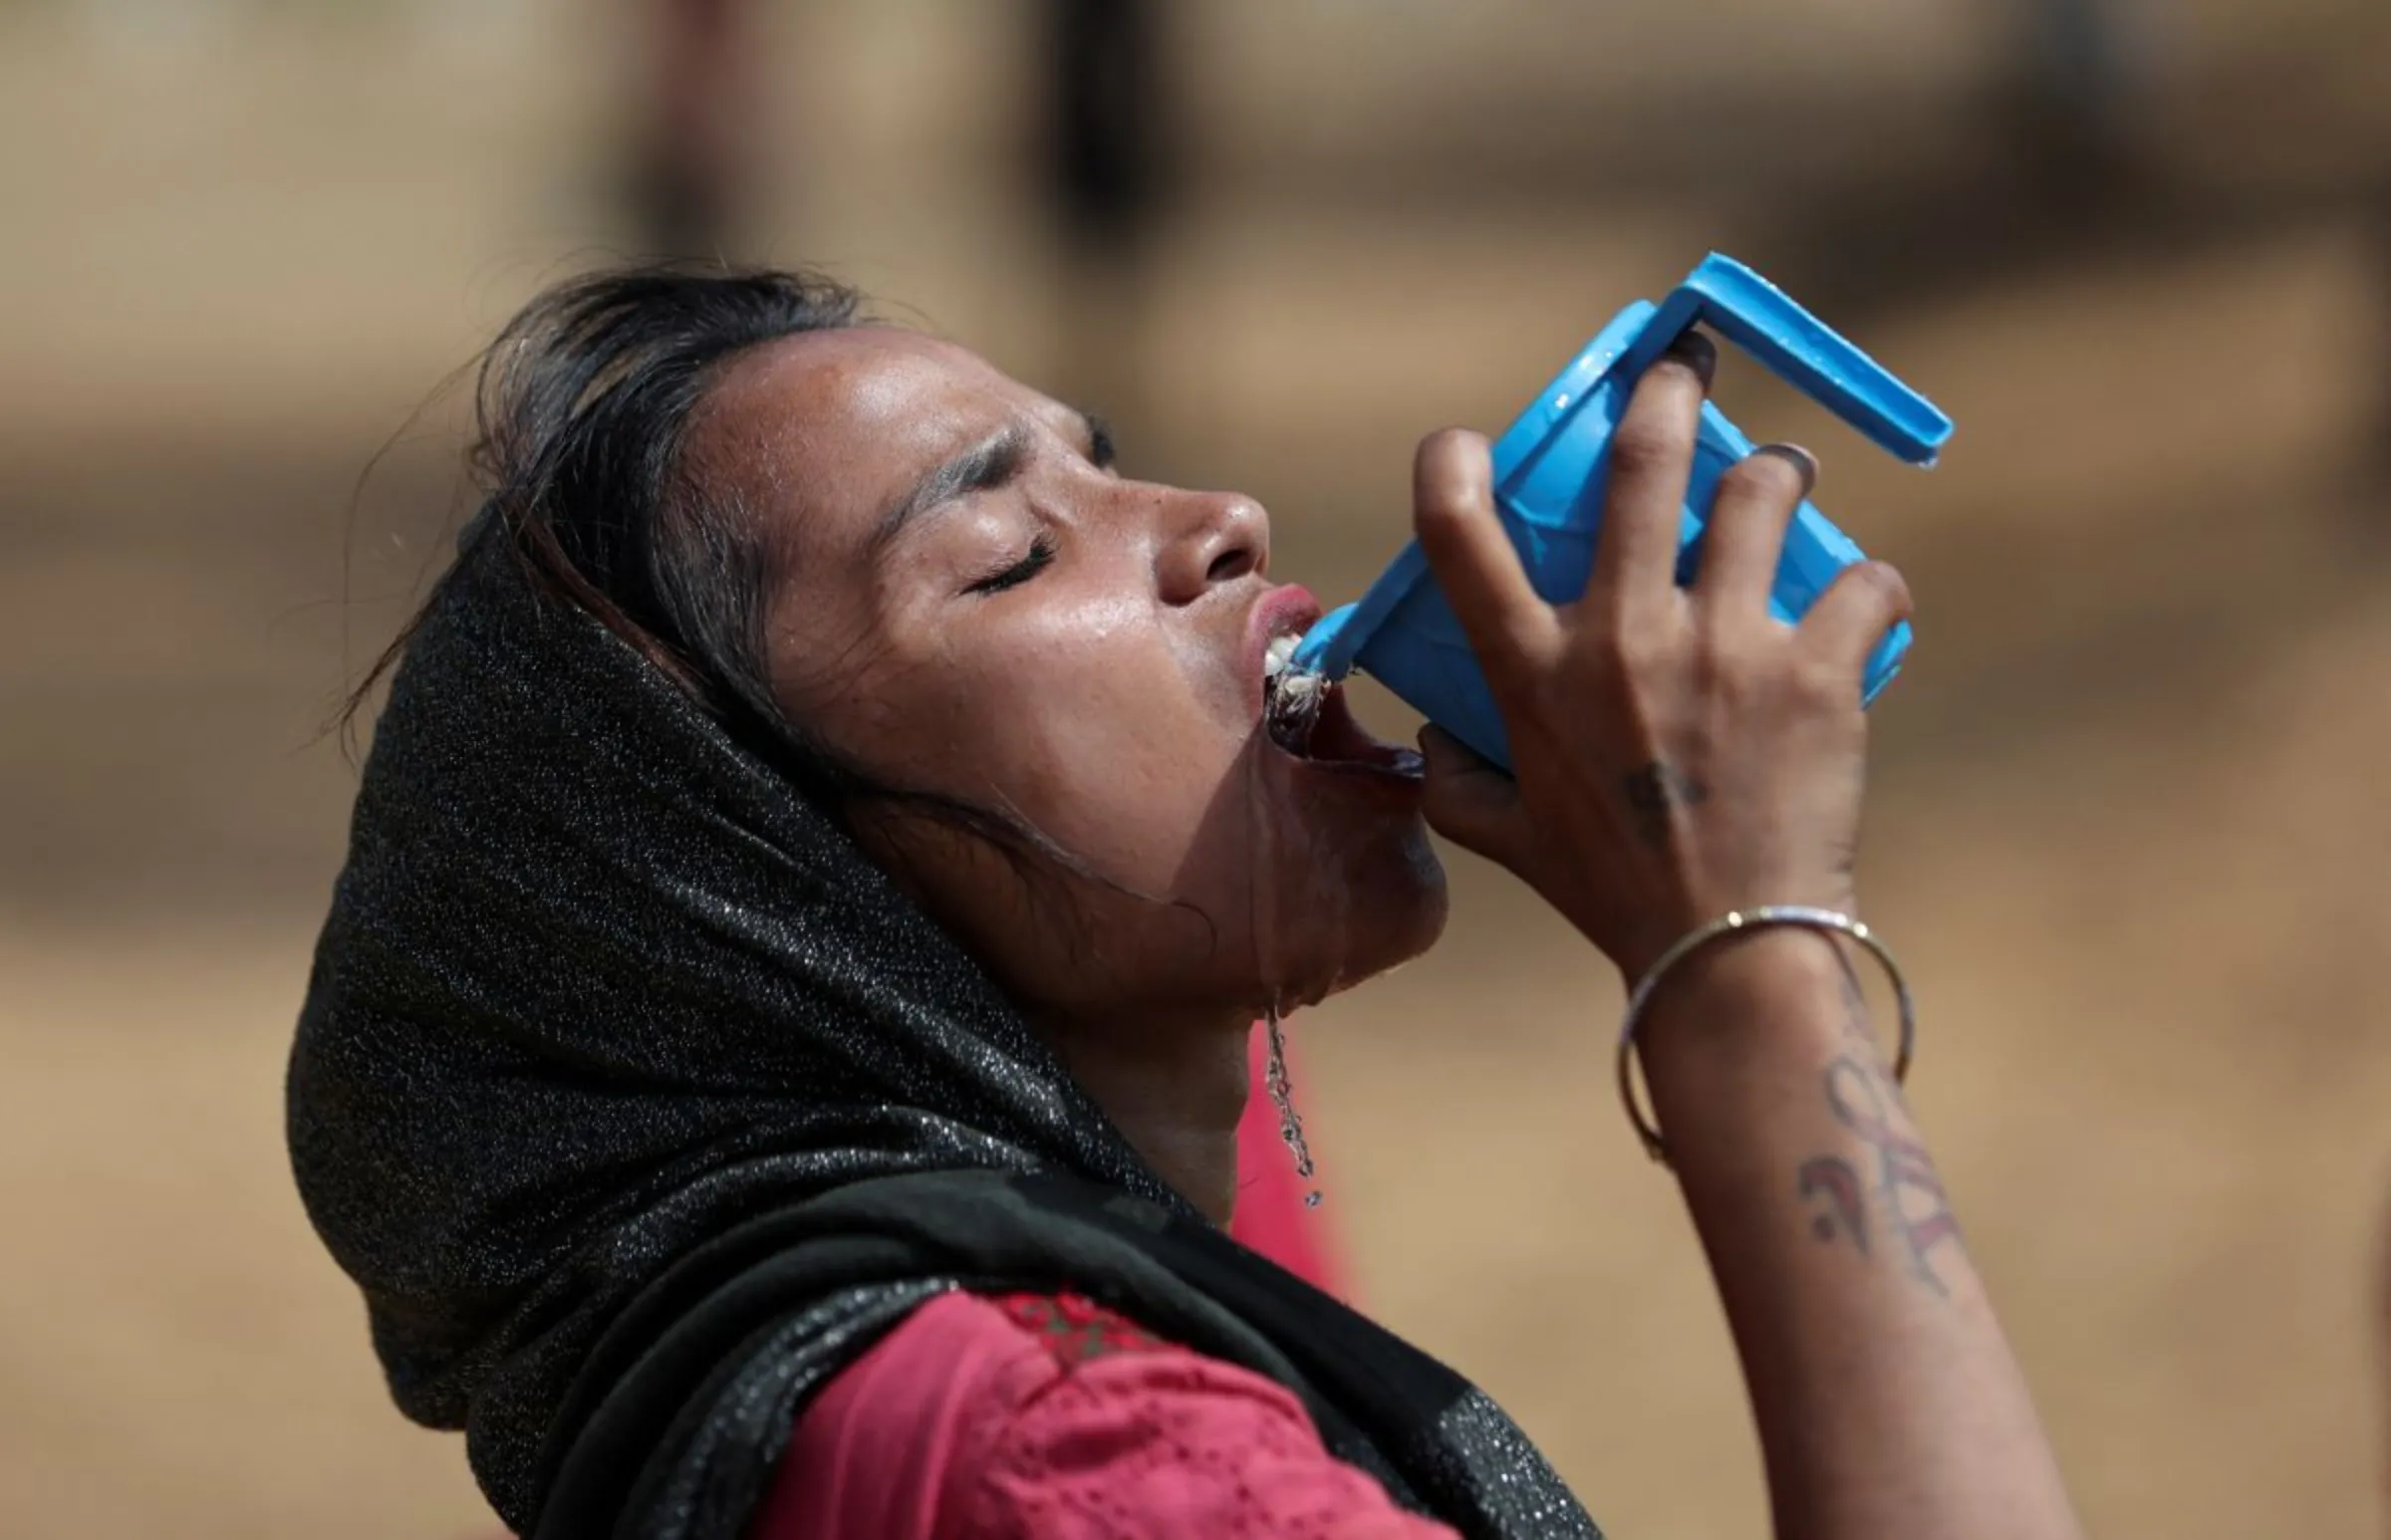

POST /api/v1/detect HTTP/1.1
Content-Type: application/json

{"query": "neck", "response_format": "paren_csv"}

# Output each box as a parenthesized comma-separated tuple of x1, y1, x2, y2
(1036, 1003, 1253, 1227)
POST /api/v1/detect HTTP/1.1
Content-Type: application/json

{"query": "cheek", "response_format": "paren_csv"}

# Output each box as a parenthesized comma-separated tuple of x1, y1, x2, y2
(848, 619, 1254, 892)
(989, 674, 1252, 887)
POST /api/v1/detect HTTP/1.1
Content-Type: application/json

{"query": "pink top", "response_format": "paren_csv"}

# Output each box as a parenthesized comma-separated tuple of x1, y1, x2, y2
(1222, 1023, 1342, 1297)
(743, 1028, 1447, 1539)
(749, 1290, 1455, 1539)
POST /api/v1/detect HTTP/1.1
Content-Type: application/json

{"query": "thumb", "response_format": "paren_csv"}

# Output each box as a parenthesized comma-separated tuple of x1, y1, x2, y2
(1418, 726, 1527, 869)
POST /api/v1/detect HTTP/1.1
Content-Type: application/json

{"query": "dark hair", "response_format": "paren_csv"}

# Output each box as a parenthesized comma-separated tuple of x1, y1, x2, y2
(348, 265, 861, 780)
(345, 264, 1175, 928)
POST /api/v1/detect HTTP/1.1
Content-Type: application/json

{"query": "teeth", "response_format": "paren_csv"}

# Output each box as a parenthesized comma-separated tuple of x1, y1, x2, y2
(1265, 665, 1327, 755)
(1263, 633, 1300, 677)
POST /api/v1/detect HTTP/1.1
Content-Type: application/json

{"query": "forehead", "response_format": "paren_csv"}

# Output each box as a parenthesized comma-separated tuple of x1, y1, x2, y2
(685, 327, 1060, 566)
(695, 329, 1038, 481)
(723, 323, 1010, 417)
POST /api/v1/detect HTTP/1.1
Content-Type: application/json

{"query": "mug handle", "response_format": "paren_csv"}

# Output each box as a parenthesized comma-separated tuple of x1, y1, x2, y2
(1615, 254, 1953, 467)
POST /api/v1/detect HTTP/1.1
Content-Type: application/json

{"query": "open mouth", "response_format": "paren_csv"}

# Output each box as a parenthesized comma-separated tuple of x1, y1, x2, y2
(1261, 640, 1425, 781)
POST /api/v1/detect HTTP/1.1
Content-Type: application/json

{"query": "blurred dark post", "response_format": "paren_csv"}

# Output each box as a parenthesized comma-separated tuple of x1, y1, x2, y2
(2014, 0, 2157, 205)
(2374, 169, 2391, 477)
(1044, 0, 1170, 249)
(631, 0, 751, 258)
(1039, 0, 1174, 426)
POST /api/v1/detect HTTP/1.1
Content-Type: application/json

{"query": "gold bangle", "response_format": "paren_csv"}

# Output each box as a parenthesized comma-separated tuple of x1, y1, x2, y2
(1614, 905, 1915, 1165)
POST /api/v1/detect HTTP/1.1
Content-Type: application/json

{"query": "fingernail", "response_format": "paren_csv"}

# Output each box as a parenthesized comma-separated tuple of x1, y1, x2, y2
(1662, 329, 1717, 390)
(1753, 442, 1819, 499)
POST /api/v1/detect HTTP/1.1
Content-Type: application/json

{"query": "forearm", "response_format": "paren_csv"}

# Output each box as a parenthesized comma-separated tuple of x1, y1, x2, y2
(1637, 930, 2081, 1540)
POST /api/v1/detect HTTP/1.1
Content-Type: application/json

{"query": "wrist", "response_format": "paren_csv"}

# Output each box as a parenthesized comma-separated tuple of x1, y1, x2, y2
(1609, 883, 1861, 985)
(1630, 925, 1858, 1089)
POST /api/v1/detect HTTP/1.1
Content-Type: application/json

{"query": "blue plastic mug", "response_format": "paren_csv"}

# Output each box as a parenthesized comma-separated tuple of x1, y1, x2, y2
(1286, 253, 1952, 771)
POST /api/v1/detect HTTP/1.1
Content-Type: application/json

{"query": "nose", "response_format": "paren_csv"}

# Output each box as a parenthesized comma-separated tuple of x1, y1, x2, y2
(1155, 488, 1270, 606)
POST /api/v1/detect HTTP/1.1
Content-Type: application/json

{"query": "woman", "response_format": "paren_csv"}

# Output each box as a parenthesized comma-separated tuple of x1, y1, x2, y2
(290, 267, 2083, 1539)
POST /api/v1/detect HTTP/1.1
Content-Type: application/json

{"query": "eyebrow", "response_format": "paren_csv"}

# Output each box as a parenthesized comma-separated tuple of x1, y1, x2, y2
(867, 409, 1115, 560)
(868, 423, 1030, 560)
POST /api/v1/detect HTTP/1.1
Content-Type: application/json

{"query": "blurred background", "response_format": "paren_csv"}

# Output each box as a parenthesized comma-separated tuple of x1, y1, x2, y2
(4, 0, 2390, 1535)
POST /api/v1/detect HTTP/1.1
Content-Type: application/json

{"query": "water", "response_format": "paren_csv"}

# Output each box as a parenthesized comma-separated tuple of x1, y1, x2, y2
(1263, 1005, 1321, 1208)
(1243, 715, 1327, 1208)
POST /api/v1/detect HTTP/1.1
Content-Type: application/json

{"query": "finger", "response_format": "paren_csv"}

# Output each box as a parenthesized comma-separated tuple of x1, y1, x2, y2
(1413, 428, 1560, 690)
(1589, 330, 1714, 617)
(1416, 726, 1527, 869)
(1696, 443, 1817, 619)
(1799, 560, 1914, 677)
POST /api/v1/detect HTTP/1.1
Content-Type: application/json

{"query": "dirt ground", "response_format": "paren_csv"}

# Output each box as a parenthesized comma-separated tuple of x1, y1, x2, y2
(5, 5, 2391, 1537)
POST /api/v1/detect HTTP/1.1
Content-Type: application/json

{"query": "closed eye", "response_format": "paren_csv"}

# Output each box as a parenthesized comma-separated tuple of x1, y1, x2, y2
(964, 533, 1057, 596)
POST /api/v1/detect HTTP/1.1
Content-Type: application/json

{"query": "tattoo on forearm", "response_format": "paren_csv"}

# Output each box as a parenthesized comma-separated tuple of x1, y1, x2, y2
(1833, 953, 1872, 1044)
(1796, 1155, 1869, 1254)
(1795, 968, 1964, 1294)
(1819, 1058, 1962, 1292)
(1620, 761, 1709, 848)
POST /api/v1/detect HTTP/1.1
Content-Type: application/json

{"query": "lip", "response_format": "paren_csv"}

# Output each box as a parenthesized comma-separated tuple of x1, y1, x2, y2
(1242, 584, 1425, 788)
(1242, 583, 1324, 712)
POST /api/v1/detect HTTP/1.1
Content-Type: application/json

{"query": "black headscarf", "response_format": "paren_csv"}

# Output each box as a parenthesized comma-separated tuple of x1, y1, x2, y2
(288, 526, 1598, 1539)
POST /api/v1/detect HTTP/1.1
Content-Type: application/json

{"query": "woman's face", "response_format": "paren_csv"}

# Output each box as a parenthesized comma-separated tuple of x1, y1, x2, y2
(689, 327, 1446, 1037)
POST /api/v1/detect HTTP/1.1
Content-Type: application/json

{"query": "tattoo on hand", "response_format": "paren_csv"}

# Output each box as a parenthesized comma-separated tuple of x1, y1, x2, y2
(1620, 761, 1709, 848)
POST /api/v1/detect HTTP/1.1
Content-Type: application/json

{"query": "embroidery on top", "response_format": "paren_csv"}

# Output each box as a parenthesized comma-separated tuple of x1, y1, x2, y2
(989, 1291, 1170, 1367)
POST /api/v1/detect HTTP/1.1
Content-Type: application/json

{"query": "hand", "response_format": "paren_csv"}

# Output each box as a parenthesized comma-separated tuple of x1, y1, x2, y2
(1410, 332, 1913, 981)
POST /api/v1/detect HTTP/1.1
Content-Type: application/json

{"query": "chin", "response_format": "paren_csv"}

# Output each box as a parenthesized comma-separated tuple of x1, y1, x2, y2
(1288, 818, 1450, 1009)
(1357, 820, 1452, 969)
